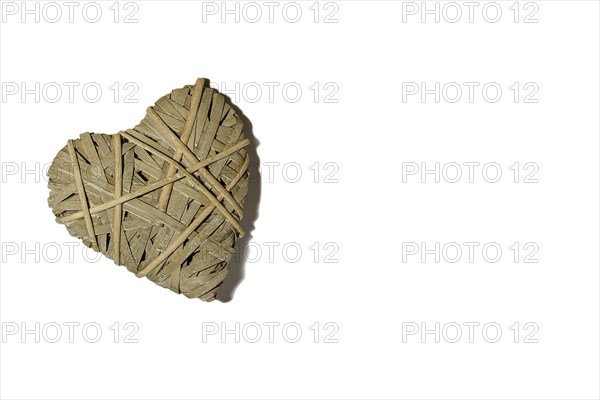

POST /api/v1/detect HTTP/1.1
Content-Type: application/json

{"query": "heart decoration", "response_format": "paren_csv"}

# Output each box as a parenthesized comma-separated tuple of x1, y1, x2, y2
(47, 78, 250, 301)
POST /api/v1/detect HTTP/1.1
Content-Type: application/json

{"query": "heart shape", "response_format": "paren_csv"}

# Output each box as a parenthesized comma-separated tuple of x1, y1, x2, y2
(47, 78, 250, 301)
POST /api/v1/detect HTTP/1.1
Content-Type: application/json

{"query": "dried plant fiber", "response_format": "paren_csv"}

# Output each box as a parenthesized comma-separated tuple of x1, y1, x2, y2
(47, 78, 250, 301)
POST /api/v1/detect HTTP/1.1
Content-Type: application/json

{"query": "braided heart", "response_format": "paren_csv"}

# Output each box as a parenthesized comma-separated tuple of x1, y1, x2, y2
(48, 78, 250, 301)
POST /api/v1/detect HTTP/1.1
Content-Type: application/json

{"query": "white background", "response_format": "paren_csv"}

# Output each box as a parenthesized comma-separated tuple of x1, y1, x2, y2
(1, 1, 599, 399)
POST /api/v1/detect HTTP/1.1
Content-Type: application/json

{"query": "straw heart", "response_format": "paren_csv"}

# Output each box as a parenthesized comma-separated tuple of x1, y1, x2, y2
(47, 78, 251, 301)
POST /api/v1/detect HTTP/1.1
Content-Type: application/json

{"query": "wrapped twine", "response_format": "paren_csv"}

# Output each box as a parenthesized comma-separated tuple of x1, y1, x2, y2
(47, 78, 250, 301)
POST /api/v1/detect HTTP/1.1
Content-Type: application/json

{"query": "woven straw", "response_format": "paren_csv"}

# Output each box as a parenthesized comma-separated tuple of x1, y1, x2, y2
(47, 78, 250, 301)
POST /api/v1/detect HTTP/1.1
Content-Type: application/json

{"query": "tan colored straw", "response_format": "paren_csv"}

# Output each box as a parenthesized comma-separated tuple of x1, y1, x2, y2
(48, 78, 250, 301)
